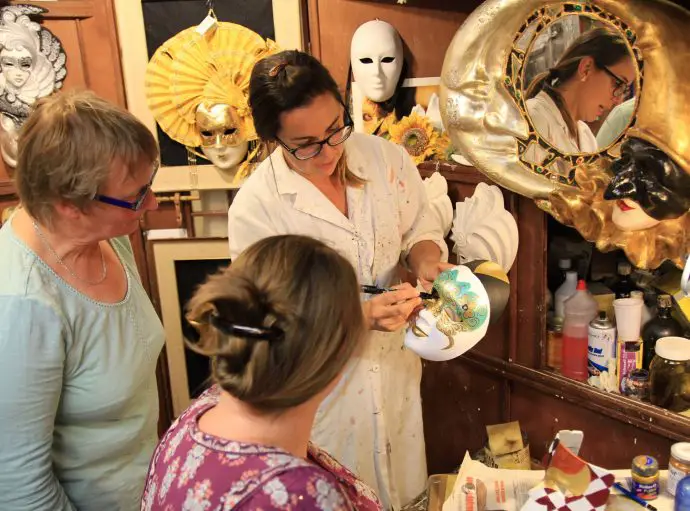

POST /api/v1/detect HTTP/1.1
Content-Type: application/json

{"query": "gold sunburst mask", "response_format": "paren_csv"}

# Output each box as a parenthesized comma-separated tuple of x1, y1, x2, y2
(145, 19, 277, 150)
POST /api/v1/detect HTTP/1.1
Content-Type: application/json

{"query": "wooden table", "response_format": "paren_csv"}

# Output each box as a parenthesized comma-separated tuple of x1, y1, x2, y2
(426, 471, 675, 511)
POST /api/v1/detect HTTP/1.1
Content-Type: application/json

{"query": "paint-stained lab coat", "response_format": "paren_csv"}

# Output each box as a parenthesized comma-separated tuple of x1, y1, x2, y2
(227, 132, 447, 510)
(524, 91, 598, 177)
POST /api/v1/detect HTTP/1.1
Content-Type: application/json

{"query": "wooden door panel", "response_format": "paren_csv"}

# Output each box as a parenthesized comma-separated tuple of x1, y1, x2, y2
(0, 0, 125, 189)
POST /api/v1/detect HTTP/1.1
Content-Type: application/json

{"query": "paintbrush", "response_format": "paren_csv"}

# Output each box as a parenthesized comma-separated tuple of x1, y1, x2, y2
(360, 284, 437, 300)
(613, 482, 658, 511)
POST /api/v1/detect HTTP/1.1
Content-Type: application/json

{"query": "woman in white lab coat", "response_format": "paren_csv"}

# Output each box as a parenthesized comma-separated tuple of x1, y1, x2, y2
(227, 50, 449, 509)
(524, 28, 635, 176)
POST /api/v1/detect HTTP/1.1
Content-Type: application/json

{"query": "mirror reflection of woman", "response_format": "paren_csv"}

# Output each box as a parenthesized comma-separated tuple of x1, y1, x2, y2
(524, 28, 635, 171)
(228, 50, 450, 509)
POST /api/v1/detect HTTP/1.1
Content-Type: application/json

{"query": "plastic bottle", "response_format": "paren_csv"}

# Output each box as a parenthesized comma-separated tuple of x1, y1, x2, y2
(561, 280, 598, 381)
(554, 271, 578, 321)
(631, 290, 653, 328)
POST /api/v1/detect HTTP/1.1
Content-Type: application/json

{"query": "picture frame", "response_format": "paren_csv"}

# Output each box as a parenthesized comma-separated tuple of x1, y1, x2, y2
(149, 237, 230, 416)
(113, 0, 307, 192)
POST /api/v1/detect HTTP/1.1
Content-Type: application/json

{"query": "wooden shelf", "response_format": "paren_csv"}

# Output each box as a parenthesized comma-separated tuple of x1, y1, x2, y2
(463, 351, 690, 442)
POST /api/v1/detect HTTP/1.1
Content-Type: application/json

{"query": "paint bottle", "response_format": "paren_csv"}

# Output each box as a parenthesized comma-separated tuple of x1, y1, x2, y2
(588, 311, 616, 380)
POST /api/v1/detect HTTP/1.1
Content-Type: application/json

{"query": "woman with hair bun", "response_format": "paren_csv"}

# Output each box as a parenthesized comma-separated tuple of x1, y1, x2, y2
(142, 235, 381, 510)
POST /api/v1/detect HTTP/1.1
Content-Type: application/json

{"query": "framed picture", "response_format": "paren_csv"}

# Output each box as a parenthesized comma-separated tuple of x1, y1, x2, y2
(150, 238, 230, 416)
(113, 0, 307, 192)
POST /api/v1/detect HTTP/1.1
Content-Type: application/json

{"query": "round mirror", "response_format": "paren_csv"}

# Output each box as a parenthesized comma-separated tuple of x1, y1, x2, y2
(505, 5, 642, 186)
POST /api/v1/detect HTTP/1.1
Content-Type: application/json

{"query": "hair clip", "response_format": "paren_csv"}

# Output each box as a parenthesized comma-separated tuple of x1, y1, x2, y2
(209, 314, 283, 341)
(268, 62, 288, 77)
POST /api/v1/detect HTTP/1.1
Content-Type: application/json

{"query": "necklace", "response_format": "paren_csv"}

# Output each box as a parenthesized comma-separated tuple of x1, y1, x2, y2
(32, 219, 107, 286)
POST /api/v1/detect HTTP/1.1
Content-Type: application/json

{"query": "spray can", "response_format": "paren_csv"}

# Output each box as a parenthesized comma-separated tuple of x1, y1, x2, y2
(588, 311, 616, 379)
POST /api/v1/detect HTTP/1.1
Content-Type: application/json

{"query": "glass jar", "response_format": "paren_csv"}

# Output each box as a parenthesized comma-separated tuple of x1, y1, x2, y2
(631, 455, 660, 500)
(649, 337, 690, 413)
(624, 369, 650, 401)
(670, 443, 690, 497)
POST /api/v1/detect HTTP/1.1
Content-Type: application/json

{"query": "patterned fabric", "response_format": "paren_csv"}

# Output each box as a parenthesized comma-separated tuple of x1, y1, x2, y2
(528, 466, 615, 511)
(142, 387, 382, 510)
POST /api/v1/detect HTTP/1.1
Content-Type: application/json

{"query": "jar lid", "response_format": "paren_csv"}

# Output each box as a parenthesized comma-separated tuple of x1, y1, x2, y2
(632, 455, 658, 476)
(654, 337, 690, 361)
(672, 443, 690, 464)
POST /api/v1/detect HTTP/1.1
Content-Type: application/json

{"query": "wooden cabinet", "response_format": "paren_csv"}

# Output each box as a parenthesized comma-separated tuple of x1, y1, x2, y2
(417, 162, 690, 474)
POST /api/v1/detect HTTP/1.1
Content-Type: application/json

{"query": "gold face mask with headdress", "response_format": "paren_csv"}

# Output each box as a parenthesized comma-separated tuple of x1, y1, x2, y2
(145, 16, 277, 177)
(545, 0, 690, 269)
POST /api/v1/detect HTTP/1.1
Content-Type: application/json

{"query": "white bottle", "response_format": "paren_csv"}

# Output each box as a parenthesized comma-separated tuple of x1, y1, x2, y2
(554, 271, 578, 321)
(630, 290, 653, 328)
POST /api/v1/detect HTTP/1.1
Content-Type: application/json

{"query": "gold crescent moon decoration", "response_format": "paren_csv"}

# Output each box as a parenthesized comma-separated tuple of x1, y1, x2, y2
(442, 334, 455, 351)
(440, 0, 571, 200)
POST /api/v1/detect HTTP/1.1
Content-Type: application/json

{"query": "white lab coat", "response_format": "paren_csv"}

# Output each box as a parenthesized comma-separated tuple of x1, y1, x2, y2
(524, 91, 598, 177)
(227, 132, 447, 509)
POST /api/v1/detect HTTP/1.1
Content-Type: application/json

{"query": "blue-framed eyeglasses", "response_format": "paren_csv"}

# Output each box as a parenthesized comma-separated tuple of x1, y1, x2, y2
(93, 164, 159, 211)
(276, 108, 354, 161)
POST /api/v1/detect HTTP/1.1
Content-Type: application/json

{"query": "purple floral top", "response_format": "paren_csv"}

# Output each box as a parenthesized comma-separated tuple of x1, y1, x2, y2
(142, 386, 382, 510)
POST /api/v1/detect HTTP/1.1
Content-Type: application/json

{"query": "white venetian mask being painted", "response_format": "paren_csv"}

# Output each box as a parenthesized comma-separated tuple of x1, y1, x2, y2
(195, 102, 249, 170)
(350, 20, 403, 103)
(404, 262, 510, 362)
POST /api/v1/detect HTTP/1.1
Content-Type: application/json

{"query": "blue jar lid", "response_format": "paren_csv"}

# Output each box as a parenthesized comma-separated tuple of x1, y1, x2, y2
(676, 475, 690, 511)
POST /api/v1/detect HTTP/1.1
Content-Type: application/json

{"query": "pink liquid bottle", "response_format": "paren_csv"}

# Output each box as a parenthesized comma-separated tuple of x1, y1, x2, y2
(561, 280, 598, 381)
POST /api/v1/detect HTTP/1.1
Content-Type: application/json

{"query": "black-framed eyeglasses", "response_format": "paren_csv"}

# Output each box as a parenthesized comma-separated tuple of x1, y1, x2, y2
(93, 163, 159, 211)
(601, 66, 632, 98)
(276, 108, 354, 161)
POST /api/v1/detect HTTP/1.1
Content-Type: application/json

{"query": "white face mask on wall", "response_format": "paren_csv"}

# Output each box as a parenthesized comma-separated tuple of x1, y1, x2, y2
(350, 20, 403, 103)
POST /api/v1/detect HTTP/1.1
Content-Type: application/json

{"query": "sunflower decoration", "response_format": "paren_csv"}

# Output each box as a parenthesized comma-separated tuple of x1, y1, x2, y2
(362, 98, 396, 136)
(387, 112, 449, 165)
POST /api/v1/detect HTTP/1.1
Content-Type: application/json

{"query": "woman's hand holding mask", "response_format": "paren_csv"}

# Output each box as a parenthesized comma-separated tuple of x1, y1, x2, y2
(415, 260, 456, 291)
(363, 283, 422, 332)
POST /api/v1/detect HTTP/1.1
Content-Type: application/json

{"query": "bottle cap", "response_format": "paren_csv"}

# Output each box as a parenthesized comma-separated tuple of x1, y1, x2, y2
(654, 336, 690, 361)
(576, 279, 586, 291)
(618, 261, 632, 275)
(657, 294, 673, 309)
(630, 290, 644, 300)
(558, 259, 572, 270)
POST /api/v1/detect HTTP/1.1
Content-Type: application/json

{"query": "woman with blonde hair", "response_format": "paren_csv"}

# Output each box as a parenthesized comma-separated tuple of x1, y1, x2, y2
(142, 234, 381, 509)
(0, 90, 163, 510)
